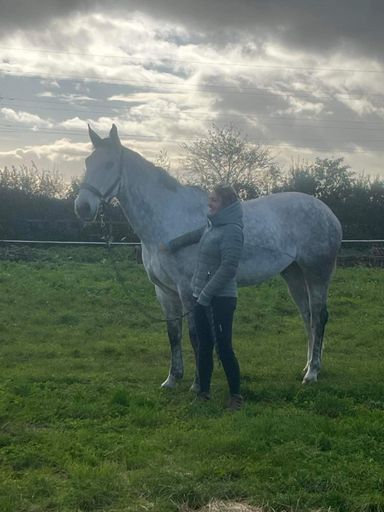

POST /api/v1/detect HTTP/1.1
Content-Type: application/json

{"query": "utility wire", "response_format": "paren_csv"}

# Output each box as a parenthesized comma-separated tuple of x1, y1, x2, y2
(2, 67, 384, 99)
(0, 126, 383, 155)
(1, 96, 384, 130)
(1, 122, 384, 142)
(1, 45, 384, 74)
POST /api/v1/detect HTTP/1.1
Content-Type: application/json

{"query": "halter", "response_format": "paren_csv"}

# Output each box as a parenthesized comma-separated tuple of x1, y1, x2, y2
(80, 148, 124, 204)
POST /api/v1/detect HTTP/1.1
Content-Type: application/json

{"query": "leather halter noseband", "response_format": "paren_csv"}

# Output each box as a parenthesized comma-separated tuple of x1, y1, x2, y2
(80, 149, 124, 203)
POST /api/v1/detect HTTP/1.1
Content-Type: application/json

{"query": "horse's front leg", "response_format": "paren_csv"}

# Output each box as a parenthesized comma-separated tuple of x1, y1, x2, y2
(178, 289, 200, 393)
(162, 316, 183, 388)
(187, 311, 200, 393)
(155, 285, 184, 389)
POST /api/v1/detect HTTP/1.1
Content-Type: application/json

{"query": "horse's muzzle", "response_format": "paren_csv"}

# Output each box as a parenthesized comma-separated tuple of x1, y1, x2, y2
(74, 197, 94, 222)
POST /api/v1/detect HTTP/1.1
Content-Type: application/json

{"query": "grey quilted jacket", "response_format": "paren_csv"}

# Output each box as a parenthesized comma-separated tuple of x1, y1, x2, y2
(167, 200, 244, 306)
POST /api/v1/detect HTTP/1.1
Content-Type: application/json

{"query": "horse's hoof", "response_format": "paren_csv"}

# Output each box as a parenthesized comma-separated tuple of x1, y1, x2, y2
(302, 371, 318, 384)
(161, 375, 177, 389)
(190, 382, 200, 393)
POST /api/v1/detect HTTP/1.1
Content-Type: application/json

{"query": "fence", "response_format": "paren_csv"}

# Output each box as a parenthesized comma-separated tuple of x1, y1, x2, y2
(0, 239, 140, 246)
(0, 239, 384, 267)
(337, 240, 384, 267)
(1, 238, 384, 266)
(1, 239, 384, 245)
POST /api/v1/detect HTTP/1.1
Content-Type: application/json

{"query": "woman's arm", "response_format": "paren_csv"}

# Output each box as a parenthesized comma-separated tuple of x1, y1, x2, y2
(165, 226, 205, 253)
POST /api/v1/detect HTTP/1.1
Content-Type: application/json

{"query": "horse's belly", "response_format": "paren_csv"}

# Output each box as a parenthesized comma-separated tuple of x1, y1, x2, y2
(237, 249, 294, 286)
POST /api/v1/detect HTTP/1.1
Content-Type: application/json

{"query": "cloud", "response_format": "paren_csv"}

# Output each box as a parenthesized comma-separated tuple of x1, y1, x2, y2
(0, 5, 384, 178)
(0, 13, 199, 88)
(0, 138, 90, 160)
(31, 138, 90, 160)
(38, 92, 97, 104)
(0, 0, 94, 30)
(1, 107, 53, 129)
(1, 1, 384, 63)
(0, 137, 91, 179)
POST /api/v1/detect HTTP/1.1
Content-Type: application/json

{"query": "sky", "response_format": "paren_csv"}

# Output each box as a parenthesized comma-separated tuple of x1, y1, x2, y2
(0, 0, 384, 181)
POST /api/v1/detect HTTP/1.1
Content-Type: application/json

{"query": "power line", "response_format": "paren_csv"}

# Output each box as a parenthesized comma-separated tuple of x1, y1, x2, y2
(3, 112, 384, 134)
(0, 81, 383, 157)
(2, 68, 384, 100)
(1, 45, 384, 74)
(1, 122, 383, 141)
(1, 95, 384, 129)
(0, 125, 383, 155)
(1, 106, 384, 133)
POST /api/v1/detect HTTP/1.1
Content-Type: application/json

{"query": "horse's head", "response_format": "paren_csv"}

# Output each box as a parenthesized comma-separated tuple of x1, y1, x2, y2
(75, 124, 123, 222)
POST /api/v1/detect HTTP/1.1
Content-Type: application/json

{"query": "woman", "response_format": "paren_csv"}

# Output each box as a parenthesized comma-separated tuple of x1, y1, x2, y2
(164, 185, 244, 411)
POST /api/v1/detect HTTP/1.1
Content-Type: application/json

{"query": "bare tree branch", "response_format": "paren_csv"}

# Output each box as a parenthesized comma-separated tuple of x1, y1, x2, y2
(180, 123, 281, 199)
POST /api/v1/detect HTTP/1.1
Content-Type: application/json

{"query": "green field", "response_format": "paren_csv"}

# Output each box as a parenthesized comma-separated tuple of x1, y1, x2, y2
(0, 246, 384, 512)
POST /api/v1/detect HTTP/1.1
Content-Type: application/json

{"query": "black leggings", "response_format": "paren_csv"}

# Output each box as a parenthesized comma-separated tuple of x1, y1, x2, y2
(193, 296, 240, 395)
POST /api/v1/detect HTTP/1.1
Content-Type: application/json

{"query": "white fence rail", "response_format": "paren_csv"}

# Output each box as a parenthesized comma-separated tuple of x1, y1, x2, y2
(0, 239, 140, 246)
(341, 240, 384, 244)
(1, 239, 384, 246)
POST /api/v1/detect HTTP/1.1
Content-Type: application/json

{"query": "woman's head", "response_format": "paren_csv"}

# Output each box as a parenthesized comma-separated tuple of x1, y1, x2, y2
(208, 185, 238, 215)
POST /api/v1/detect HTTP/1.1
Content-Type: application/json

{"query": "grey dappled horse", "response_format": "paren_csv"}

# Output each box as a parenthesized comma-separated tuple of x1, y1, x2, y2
(75, 125, 342, 390)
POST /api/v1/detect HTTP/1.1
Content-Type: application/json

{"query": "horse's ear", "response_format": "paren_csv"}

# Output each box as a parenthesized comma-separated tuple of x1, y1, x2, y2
(110, 124, 121, 147)
(88, 124, 102, 147)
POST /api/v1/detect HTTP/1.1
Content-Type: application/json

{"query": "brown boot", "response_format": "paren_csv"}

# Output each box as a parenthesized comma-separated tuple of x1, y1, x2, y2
(227, 394, 244, 411)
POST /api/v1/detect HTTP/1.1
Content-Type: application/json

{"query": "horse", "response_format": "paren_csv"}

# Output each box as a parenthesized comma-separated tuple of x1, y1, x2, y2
(75, 124, 342, 390)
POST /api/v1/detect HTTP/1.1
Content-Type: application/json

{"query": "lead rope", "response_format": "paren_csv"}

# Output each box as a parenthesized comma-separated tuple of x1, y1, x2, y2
(99, 204, 191, 325)
(100, 204, 220, 365)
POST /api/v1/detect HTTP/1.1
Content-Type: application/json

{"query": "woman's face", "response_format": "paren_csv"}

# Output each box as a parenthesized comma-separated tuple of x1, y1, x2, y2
(208, 191, 223, 215)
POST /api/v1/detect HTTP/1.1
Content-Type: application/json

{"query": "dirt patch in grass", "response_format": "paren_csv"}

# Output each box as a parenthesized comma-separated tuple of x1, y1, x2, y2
(180, 501, 262, 512)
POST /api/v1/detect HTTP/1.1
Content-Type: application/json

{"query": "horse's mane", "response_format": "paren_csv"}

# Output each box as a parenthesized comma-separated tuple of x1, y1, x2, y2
(154, 165, 179, 192)
(96, 141, 205, 198)
(124, 146, 181, 193)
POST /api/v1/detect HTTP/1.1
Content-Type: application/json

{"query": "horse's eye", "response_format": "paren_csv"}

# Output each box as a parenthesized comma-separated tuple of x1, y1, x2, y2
(105, 161, 114, 170)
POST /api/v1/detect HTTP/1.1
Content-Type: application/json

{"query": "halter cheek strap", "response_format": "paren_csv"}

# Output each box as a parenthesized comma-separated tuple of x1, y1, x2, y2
(80, 149, 124, 204)
(80, 181, 107, 200)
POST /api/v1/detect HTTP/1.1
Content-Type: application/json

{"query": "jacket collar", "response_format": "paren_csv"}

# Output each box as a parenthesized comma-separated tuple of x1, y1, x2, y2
(208, 199, 243, 228)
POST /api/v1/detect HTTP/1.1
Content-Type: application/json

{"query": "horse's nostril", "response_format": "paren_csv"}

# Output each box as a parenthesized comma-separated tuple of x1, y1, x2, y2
(77, 201, 91, 219)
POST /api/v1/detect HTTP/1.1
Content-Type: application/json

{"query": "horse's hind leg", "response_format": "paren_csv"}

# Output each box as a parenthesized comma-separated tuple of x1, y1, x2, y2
(155, 285, 183, 389)
(302, 273, 330, 383)
(281, 263, 311, 372)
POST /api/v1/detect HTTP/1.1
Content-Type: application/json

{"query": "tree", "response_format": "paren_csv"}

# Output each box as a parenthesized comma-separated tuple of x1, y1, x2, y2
(282, 157, 356, 200)
(0, 163, 76, 240)
(0, 162, 66, 198)
(65, 175, 83, 202)
(154, 149, 171, 173)
(281, 157, 384, 238)
(180, 124, 280, 199)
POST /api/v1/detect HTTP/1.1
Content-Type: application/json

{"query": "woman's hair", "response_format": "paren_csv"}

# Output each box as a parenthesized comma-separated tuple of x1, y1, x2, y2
(213, 184, 239, 208)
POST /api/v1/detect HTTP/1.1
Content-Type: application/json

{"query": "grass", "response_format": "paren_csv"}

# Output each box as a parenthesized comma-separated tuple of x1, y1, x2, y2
(0, 246, 384, 511)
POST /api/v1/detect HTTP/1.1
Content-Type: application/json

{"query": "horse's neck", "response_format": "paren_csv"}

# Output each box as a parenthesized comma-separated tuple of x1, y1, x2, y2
(117, 150, 207, 245)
